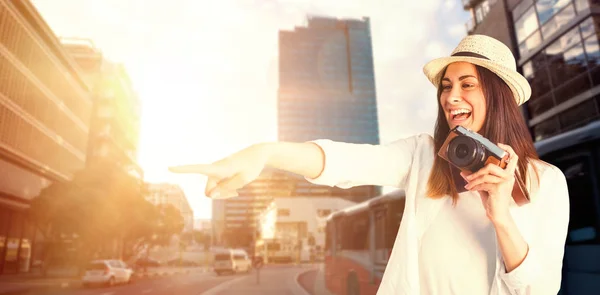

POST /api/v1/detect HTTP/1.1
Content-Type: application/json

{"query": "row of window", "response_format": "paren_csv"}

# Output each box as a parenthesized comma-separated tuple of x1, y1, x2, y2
(0, 56, 89, 153)
(514, 0, 592, 57)
(523, 16, 600, 118)
(0, 102, 85, 178)
(0, 5, 92, 125)
(532, 95, 600, 141)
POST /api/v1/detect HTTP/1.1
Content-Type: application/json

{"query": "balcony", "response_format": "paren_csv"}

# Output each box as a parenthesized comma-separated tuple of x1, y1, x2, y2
(462, 0, 485, 9)
(464, 0, 496, 34)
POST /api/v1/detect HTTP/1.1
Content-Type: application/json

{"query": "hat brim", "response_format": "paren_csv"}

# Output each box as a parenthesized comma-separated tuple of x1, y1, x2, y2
(423, 56, 531, 106)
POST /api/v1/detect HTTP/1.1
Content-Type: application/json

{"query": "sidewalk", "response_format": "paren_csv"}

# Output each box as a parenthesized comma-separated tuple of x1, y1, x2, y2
(0, 266, 208, 295)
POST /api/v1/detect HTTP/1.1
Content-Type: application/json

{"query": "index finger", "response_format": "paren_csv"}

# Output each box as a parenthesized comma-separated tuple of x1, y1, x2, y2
(168, 163, 226, 176)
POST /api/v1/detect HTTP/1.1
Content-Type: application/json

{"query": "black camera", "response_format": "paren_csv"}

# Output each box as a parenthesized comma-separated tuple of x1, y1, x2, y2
(438, 125, 509, 172)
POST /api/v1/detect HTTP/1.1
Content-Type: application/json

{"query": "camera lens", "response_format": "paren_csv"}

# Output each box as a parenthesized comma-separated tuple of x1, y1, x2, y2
(447, 136, 481, 169)
(456, 144, 469, 159)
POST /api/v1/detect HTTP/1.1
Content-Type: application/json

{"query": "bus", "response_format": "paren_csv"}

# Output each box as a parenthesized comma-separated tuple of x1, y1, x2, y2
(324, 189, 405, 295)
(533, 120, 600, 295)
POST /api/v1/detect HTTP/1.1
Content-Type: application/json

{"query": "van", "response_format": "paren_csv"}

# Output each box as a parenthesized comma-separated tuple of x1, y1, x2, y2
(213, 248, 252, 275)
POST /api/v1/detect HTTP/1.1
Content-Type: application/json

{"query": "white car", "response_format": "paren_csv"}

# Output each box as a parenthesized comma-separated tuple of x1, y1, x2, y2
(82, 259, 133, 287)
(213, 249, 252, 275)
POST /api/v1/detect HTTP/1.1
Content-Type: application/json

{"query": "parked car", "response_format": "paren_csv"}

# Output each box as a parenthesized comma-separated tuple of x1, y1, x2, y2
(134, 257, 162, 268)
(82, 259, 133, 287)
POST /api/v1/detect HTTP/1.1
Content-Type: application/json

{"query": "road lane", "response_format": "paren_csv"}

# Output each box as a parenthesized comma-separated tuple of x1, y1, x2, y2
(13, 271, 244, 295)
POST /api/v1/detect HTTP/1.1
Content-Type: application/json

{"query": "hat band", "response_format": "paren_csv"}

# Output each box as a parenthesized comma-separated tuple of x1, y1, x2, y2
(451, 51, 489, 60)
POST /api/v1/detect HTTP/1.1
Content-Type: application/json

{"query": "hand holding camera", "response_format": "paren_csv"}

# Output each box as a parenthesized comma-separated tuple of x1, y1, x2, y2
(438, 126, 530, 222)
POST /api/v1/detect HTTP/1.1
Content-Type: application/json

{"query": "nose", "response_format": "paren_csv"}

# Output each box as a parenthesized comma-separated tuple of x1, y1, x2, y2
(448, 85, 463, 104)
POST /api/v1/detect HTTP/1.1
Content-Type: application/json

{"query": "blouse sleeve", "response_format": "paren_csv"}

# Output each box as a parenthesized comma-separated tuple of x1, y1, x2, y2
(304, 133, 432, 189)
(499, 164, 570, 295)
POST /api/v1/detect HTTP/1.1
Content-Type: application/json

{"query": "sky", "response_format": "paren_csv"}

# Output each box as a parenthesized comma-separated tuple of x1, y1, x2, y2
(32, 0, 470, 219)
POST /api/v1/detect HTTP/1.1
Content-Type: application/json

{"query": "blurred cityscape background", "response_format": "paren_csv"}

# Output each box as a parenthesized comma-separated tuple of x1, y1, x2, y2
(0, 0, 599, 294)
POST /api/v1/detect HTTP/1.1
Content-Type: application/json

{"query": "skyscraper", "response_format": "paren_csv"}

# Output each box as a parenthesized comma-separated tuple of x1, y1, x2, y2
(212, 16, 381, 251)
(276, 15, 380, 203)
(278, 16, 379, 145)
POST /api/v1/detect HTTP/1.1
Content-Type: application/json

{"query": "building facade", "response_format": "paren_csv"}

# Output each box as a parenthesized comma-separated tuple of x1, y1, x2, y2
(466, 0, 600, 140)
(256, 197, 357, 263)
(146, 183, 194, 232)
(0, 0, 93, 275)
(465, 0, 600, 293)
(211, 168, 286, 248)
(61, 39, 142, 178)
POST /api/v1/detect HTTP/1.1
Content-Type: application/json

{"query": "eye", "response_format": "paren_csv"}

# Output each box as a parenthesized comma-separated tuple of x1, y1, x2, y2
(441, 84, 452, 91)
(462, 83, 475, 89)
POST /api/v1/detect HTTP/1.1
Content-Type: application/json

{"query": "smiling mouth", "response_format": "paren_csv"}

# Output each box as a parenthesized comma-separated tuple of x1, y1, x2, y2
(450, 109, 472, 121)
(453, 112, 471, 120)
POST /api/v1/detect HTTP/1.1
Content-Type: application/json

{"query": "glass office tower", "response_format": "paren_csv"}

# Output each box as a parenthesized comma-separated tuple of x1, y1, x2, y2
(276, 16, 380, 203)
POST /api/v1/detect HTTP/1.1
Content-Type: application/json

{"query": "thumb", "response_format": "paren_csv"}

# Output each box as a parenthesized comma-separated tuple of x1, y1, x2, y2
(205, 177, 239, 199)
(210, 173, 253, 197)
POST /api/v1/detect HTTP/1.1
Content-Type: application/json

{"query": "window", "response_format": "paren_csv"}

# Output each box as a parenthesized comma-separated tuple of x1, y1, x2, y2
(540, 4, 576, 39)
(519, 31, 543, 56)
(533, 117, 561, 141)
(474, 0, 492, 24)
(558, 99, 600, 131)
(513, 0, 534, 21)
(525, 67, 553, 99)
(553, 73, 591, 104)
(317, 209, 332, 217)
(277, 209, 290, 217)
(585, 33, 600, 69)
(528, 93, 555, 117)
(515, 6, 539, 44)
(537, 0, 570, 25)
(546, 43, 588, 91)
(575, 0, 590, 12)
(341, 211, 370, 250)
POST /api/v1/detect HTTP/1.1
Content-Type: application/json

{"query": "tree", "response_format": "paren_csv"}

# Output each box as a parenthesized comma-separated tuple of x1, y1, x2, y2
(222, 227, 253, 249)
(28, 162, 184, 271)
(181, 230, 212, 249)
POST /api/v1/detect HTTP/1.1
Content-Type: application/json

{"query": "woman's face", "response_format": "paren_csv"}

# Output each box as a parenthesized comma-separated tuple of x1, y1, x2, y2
(439, 62, 487, 133)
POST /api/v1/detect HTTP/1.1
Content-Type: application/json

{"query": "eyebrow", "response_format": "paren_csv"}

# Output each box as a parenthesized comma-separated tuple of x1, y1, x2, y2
(442, 75, 477, 83)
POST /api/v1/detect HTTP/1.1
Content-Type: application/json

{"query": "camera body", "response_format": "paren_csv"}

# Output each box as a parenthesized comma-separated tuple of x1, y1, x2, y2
(438, 125, 509, 173)
(437, 125, 530, 206)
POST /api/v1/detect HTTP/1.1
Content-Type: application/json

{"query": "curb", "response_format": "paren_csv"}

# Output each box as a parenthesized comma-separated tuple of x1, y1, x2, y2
(0, 268, 209, 295)
(294, 268, 316, 295)
(133, 267, 209, 280)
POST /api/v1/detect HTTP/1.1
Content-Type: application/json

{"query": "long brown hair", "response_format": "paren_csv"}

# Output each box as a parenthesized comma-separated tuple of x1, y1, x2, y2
(426, 64, 539, 203)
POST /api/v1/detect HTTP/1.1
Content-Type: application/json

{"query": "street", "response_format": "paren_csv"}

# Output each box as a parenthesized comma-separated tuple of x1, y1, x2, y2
(5, 265, 315, 295)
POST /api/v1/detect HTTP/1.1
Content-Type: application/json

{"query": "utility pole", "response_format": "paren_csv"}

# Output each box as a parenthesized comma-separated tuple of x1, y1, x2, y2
(296, 222, 301, 265)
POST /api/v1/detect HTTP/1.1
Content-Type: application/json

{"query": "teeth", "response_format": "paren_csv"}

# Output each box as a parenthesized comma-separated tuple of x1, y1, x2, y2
(451, 109, 471, 115)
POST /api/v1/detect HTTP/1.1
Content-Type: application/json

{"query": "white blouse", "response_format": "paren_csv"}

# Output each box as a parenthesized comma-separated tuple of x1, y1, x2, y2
(419, 192, 496, 295)
(305, 133, 570, 295)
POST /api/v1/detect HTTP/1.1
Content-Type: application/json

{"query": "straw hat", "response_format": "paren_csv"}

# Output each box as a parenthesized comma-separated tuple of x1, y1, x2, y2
(423, 34, 531, 106)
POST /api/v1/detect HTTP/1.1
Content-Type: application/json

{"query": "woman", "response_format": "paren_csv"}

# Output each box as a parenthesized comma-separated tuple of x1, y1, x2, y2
(170, 35, 569, 295)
